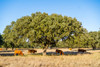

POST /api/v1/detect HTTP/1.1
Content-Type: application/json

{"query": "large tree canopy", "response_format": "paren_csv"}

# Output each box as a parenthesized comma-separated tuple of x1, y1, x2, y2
(3, 12, 87, 55)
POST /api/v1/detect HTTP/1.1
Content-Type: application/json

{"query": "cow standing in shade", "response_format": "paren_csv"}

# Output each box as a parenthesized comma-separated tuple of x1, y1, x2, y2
(56, 49, 64, 55)
(78, 49, 86, 53)
(28, 49, 37, 54)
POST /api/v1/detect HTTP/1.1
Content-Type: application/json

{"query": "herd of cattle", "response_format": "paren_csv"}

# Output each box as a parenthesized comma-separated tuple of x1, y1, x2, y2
(0, 48, 87, 56)
(13, 48, 86, 56)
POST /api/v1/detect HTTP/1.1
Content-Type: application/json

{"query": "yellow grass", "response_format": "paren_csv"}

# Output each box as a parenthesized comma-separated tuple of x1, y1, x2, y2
(0, 48, 100, 67)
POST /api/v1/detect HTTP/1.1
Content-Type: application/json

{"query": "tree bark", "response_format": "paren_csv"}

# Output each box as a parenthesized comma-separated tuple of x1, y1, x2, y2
(12, 47, 14, 50)
(43, 49, 47, 56)
(6, 47, 8, 50)
(11, 43, 14, 50)
(42, 45, 48, 56)
(93, 46, 96, 50)
(92, 45, 96, 50)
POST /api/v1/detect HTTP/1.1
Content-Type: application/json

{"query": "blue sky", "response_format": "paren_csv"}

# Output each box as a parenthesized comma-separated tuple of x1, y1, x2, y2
(0, 0, 100, 34)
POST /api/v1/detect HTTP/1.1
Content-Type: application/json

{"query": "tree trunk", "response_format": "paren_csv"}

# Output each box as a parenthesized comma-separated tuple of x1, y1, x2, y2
(42, 45, 48, 56)
(43, 48, 47, 56)
(11, 43, 14, 50)
(92, 46, 96, 50)
(6, 47, 8, 50)
(12, 45, 14, 50)
(12, 47, 14, 50)
(92, 44, 96, 50)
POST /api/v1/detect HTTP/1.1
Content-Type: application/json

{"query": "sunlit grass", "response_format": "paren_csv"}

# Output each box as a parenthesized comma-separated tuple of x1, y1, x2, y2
(0, 49, 100, 67)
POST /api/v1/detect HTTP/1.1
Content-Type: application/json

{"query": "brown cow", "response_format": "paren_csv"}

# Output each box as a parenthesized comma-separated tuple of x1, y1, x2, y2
(69, 48, 72, 50)
(78, 49, 86, 53)
(56, 49, 64, 55)
(14, 50, 24, 56)
(28, 49, 37, 54)
(0, 48, 2, 51)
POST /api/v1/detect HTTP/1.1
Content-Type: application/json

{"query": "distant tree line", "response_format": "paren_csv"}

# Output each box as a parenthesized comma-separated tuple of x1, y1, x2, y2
(0, 12, 100, 55)
(56, 31, 100, 50)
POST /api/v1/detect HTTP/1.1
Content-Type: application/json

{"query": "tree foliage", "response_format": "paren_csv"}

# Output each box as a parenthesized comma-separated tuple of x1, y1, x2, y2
(88, 31, 100, 50)
(2, 12, 99, 54)
(2, 21, 15, 50)
(2, 12, 87, 54)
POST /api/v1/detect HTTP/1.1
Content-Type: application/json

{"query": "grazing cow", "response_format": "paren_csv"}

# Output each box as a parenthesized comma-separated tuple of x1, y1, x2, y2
(69, 48, 72, 50)
(56, 49, 64, 55)
(28, 49, 37, 54)
(14, 50, 24, 56)
(78, 49, 86, 53)
(0, 48, 2, 51)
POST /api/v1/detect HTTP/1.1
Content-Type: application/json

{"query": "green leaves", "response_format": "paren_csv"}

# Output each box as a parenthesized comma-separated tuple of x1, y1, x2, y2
(3, 12, 87, 49)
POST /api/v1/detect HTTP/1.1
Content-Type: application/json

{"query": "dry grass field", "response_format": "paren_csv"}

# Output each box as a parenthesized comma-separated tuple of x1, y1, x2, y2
(0, 48, 100, 67)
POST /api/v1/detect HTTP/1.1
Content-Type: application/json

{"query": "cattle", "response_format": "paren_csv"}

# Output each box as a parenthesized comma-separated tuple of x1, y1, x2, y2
(78, 49, 86, 53)
(56, 49, 64, 55)
(69, 48, 72, 50)
(28, 49, 37, 54)
(0, 48, 2, 51)
(14, 50, 24, 56)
